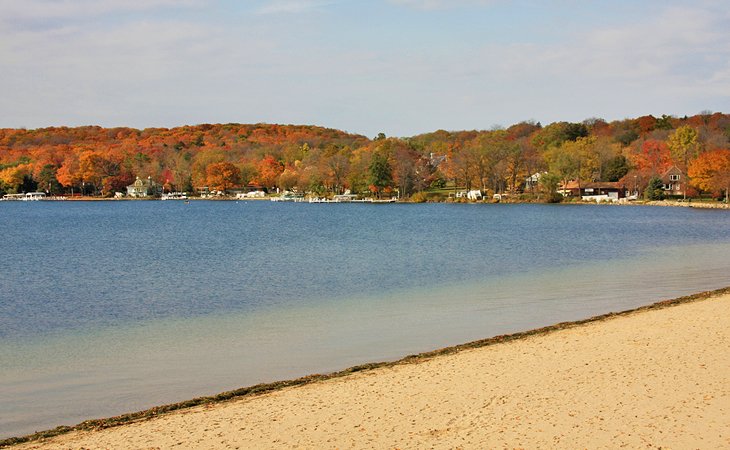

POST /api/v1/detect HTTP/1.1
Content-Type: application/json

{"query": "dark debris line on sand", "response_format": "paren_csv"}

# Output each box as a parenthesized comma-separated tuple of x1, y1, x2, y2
(2, 286, 729, 448)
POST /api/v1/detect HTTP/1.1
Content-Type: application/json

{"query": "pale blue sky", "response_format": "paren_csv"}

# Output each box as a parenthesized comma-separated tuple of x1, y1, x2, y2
(1, 0, 728, 137)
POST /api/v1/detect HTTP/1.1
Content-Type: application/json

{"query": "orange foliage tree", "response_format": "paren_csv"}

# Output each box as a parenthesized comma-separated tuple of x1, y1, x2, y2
(56, 156, 82, 189)
(257, 155, 284, 189)
(206, 162, 241, 193)
(688, 149, 730, 201)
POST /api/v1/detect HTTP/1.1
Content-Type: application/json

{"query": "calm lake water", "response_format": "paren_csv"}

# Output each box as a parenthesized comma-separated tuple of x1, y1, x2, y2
(1, 201, 729, 438)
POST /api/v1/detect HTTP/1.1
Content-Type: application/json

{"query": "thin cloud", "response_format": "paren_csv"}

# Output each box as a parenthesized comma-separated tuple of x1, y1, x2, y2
(0, 0, 208, 22)
(255, 0, 334, 15)
(389, 0, 500, 10)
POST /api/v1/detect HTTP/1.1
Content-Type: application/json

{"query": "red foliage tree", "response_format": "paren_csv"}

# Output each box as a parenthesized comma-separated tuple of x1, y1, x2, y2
(633, 140, 673, 176)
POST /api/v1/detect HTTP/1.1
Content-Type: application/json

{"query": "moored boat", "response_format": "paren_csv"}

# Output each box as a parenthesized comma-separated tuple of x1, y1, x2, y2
(161, 192, 188, 200)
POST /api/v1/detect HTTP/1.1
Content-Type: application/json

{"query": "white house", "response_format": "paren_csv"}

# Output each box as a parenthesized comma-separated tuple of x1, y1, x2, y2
(525, 172, 545, 191)
(126, 176, 160, 198)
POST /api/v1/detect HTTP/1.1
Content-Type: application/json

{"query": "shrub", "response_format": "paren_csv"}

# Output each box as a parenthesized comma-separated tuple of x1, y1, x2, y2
(409, 191, 428, 203)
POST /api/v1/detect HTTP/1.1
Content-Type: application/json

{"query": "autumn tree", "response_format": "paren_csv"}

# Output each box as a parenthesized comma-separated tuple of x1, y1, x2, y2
(587, 137, 623, 181)
(162, 147, 193, 192)
(519, 137, 545, 188)
(478, 130, 521, 193)
(0, 163, 33, 193)
(667, 125, 701, 170)
(298, 165, 326, 195)
(257, 155, 284, 189)
(412, 155, 434, 193)
(503, 139, 526, 193)
(102, 173, 134, 196)
(206, 162, 241, 193)
(326, 150, 350, 194)
(506, 120, 541, 139)
(56, 155, 82, 190)
(531, 121, 587, 151)
(397, 149, 423, 197)
(466, 137, 486, 192)
(442, 143, 474, 191)
(544, 139, 590, 190)
(635, 115, 658, 133)
(346, 148, 371, 194)
(191, 148, 225, 188)
(633, 140, 672, 177)
(688, 149, 730, 201)
(282, 143, 309, 165)
(79, 151, 120, 195)
(238, 162, 259, 188)
(278, 167, 299, 191)
(612, 120, 639, 147)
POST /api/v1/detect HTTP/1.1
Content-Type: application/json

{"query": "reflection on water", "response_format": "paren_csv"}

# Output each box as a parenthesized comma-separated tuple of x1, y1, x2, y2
(1, 202, 729, 437)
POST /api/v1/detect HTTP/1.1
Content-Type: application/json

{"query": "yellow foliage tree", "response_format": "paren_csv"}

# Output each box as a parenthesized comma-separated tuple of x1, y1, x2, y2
(667, 126, 700, 170)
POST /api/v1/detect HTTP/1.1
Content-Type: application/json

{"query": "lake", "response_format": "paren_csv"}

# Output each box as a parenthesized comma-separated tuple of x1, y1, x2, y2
(1, 201, 729, 438)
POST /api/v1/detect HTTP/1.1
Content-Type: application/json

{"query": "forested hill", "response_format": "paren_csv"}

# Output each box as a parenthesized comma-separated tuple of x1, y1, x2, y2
(1, 114, 729, 199)
(0, 123, 369, 195)
(0, 123, 369, 150)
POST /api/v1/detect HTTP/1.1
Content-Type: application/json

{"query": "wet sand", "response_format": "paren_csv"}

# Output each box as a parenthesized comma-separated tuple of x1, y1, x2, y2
(11, 291, 730, 449)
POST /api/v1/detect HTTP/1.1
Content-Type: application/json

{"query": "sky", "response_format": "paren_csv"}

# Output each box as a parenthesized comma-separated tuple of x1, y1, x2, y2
(0, 0, 728, 138)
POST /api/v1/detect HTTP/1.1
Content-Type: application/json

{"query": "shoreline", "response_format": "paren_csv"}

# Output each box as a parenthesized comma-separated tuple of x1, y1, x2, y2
(2, 195, 728, 208)
(4, 285, 729, 448)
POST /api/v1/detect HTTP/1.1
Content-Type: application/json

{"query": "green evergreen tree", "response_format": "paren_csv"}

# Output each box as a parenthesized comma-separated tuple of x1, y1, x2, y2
(644, 176, 665, 200)
(368, 152, 393, 198)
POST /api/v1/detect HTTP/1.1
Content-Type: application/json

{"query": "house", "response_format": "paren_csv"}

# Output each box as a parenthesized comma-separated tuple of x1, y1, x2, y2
(126, 176, 160, 198)
(580, 182, 627, 199)
(558, 180, 581, 196)
(229, 184, 268, 197)
(525, 172, 545, 192)
(429, 153, 447, 168)
(661, 166, 685, 197)
(559, 181, 627, 199)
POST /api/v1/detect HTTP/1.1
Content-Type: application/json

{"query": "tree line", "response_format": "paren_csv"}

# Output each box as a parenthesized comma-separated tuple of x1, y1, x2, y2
(1, 113, 729, 200)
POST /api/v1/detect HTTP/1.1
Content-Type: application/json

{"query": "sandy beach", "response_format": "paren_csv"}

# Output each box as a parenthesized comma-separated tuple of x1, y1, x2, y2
(9, 291, 730, 449)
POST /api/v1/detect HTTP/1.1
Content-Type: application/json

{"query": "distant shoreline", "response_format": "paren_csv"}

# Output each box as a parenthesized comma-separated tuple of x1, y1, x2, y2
(4, 286, 729, 448)
(2, 196, 729, 209)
